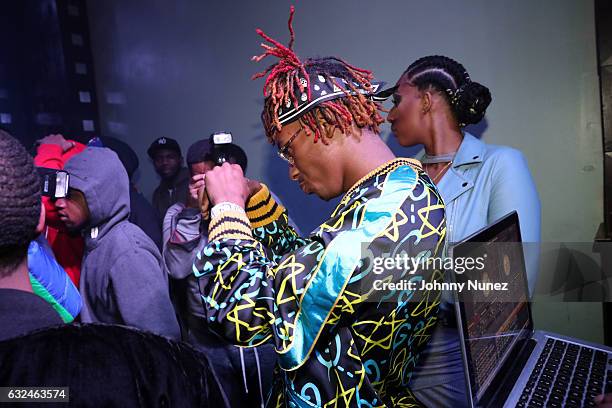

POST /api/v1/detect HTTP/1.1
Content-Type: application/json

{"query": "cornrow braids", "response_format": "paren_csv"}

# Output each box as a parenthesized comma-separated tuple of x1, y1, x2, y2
(0, 130, 41, 276)
(401, 55, 492, 127)
(252, 6, 384, 144)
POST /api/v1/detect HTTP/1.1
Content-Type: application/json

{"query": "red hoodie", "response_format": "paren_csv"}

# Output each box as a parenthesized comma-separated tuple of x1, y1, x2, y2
(34, 141, 87, 286)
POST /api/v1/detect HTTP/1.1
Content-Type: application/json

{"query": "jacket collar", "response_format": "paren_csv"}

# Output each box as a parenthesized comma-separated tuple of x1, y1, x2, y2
(451, 132, 486, 168)
(416, 132, 484, 167)
(416, 132, 485, 205)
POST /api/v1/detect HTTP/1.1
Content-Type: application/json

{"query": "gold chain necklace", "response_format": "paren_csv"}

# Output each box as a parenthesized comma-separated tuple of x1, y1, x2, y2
(426, 161, 453, 184)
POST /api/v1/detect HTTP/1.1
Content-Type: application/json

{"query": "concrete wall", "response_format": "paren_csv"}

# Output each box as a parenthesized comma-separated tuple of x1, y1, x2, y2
(86, 0, 604, 341)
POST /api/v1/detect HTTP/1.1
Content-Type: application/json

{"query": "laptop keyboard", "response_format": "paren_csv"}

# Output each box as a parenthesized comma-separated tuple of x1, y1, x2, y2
(517, 338, 612, 408)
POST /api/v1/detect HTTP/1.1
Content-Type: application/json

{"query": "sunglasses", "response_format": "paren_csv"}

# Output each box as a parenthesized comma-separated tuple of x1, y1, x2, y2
(277, 127, 303, 165)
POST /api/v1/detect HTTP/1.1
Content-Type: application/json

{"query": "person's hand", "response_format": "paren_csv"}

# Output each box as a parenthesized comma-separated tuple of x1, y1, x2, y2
(187, 174, 206, 209)
(246, 178, 262, 198)
(204, 162, 249, 208)
(595, 393, 612, 407)
(38, 134, 74, 152)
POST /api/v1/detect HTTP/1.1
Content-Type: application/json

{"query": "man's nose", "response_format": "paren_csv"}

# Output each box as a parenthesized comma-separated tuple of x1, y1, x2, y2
(54, 198, 66, 208)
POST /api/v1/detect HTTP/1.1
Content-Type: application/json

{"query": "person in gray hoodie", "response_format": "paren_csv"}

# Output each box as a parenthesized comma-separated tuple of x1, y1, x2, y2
(59, 147, 180, 339)
(163, 139, 297, 407)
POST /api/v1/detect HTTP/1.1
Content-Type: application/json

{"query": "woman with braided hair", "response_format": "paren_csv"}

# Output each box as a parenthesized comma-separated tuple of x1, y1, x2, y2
(193, 7, 447, 407)
(386, 56, 541, 406)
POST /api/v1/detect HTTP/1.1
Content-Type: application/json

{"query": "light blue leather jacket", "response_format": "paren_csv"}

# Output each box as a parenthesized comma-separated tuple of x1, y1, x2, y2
(427, 132, 541, 294)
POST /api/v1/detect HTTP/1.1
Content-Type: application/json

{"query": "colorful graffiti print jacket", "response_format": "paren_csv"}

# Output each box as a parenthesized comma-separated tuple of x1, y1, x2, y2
(193, 158, 446, 407)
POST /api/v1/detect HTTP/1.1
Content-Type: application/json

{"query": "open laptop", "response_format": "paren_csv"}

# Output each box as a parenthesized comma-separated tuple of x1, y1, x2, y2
(451, 211, 612, 408)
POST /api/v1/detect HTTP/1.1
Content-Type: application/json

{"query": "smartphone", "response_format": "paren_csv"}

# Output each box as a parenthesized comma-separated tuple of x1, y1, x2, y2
(37, 168, 70, 198)
(210, 132, 233, 165)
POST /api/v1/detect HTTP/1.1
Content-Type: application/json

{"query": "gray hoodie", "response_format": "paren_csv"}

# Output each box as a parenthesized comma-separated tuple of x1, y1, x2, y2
(65, 147, 179, 339)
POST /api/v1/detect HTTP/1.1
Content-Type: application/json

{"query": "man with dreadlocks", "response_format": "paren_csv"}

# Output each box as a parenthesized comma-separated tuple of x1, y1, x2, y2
(194, 7, 446, 407)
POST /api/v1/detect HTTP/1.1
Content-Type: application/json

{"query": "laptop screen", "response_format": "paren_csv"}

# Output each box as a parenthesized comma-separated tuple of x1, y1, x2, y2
(452, 211, 533, 405)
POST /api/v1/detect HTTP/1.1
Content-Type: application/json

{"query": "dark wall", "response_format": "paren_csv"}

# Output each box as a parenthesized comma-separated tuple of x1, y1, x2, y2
(0, 0, 100, 149)
(86, 0, 603, 243)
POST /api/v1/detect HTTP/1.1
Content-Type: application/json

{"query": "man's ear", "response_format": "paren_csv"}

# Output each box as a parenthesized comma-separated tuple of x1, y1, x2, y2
(35, 202, 46, 235)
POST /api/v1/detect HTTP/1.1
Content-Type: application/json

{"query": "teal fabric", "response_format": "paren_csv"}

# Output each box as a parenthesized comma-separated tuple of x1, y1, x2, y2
(280, 165, 418, 370)
(194, 158, 447, 407)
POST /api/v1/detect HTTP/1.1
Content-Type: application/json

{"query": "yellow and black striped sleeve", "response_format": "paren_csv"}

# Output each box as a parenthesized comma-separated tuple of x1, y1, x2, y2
(246, 184, 306, 260)
(208, 209, 253, 242)
(245, 184, 285, 228)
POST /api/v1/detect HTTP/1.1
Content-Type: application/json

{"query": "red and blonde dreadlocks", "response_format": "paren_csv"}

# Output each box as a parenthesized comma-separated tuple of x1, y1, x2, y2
(252, 6, 384, 144)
